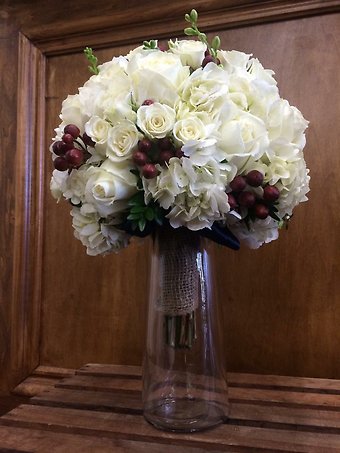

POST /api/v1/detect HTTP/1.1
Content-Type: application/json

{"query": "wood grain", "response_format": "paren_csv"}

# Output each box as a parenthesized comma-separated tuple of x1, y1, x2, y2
(4, 0, 340, 55)
(3, 365, 340, 452)
(1, 0, 340, 395)
(40, 13, 340, 378)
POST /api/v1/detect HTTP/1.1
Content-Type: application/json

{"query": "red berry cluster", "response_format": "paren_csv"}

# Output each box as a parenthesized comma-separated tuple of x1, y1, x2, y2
(133, 135, 184, 180)
(228, 170, 280, 220)
(52, 124, 94, 172)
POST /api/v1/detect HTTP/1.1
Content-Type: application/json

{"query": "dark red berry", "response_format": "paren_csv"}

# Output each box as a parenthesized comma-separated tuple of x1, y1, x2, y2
(227, 193, 238, 210)
(138, 138, 152, 153)
(54, 156, 69, 171)
(52, 141, 65, 156)
(62, 133, 74, 145)
(64, 124, 80, 138)
(158, 150, 174, 165)
(246, 170, 264, 187)
(175, 147, 184, 158)
(133, 150, 148, 166)
(263, 185, 280, 202)
(158, 137, 173, 151)
(202, 55, 215, 68)
(142, 99, 154, 106)
(238, 191, 256, 208)
(254, 203, 269, 219)
(65, 148, 84, 167)
(158, 44, 168, 52)
(230, 175, 246, 192)
(142, 163, 159, 179)
(82, 133, 95, 147)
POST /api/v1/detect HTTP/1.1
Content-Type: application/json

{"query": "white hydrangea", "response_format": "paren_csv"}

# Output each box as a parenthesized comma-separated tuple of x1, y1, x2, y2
(71, 207, 130, 255)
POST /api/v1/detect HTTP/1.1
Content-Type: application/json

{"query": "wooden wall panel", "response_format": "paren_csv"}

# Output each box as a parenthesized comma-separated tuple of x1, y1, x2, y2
(40, 13, 340, 377)
(1, 1, 340, 393)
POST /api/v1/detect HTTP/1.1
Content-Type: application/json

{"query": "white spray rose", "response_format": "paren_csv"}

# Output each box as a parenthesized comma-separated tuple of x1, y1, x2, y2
(106, 120, 140, 162)
(137, 103, 176, 139)
(84, 116, 111, 157)
(173, 116, 211, 144)
(168, 39, 206, 69)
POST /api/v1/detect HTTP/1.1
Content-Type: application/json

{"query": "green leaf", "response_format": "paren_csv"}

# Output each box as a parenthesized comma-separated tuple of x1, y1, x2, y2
(127, 213, 142, 221)
(145, 208, 155, 221)
(184, 27, 197, 36)
(130, 206, 145, 214)
(138, 218, 146, 232)
(185, 13, 191, 23)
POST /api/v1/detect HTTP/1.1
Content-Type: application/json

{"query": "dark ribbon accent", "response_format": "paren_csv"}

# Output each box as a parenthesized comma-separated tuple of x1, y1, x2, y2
(199, 223, 240, 250)
(119, 220, 240, 251)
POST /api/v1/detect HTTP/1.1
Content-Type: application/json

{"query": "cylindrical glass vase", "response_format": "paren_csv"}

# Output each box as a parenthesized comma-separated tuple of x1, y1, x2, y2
(142, 227, 229, 432)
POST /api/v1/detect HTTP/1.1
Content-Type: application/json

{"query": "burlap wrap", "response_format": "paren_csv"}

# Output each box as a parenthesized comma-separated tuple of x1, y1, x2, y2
(156, 229, 200, 316)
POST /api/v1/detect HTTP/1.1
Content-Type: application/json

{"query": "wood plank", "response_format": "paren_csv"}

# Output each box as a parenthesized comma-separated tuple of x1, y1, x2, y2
(54, 373, 340, 411)
(31, 386, 340, 434)
(76, 364, 140, 378)
(228, 372, 340, 394)
(77, 364, 340, 394)
(32, 388, 142, 414)
(0, 425, 211, 453)
(2, 405, 340, 452)
(56, 375, 141, 394)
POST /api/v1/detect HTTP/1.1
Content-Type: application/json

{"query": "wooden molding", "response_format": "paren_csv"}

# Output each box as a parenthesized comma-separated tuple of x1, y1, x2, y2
(22, 0, 340, 55)
(10, 33, 46, 387)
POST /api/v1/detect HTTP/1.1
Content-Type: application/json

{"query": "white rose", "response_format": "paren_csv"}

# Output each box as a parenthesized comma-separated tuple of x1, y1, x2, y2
(97, 57, 128, 79)
(168, 39, 206, 69)
(84, 159, 138, 216)
(217, 50, 252, 74)
(60, 94, 88, 131)
(173, 116, 210, 144)
(84, 116, 111, 157)
(106, 120, 140, 162)
(127, 50, 189, 106)
(137, 103, 176, 139)
(218, 112, 269, 164)
(268, 99, 308, 148)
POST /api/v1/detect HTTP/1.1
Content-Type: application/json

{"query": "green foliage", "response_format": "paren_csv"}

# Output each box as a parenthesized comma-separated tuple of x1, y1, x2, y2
(143, 40, 158, 50)
(127, 191, 165, 232)
(84, 47, 99, 75)
(184, 9, 221, 59)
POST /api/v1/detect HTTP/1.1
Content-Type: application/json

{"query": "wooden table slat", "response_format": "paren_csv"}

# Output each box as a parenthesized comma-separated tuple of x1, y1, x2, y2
(3, 364, 340, 451)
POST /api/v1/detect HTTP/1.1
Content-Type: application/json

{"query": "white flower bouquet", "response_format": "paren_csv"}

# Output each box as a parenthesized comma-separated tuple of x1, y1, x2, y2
(50, 9, 309, 256)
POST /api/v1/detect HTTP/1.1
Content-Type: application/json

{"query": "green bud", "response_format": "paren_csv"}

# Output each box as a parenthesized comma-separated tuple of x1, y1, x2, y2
(185, 13, 191, 23)
(184, 27, 197, 36)
(190, 9, 198, 23)
(212, 35, 221, 50)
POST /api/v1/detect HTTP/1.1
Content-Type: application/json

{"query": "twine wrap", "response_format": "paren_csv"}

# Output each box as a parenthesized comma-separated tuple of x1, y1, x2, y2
(156, 229, 200, 316)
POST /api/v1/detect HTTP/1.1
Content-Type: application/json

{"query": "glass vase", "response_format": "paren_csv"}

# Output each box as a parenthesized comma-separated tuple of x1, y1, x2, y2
(142, 227, 229, 432)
